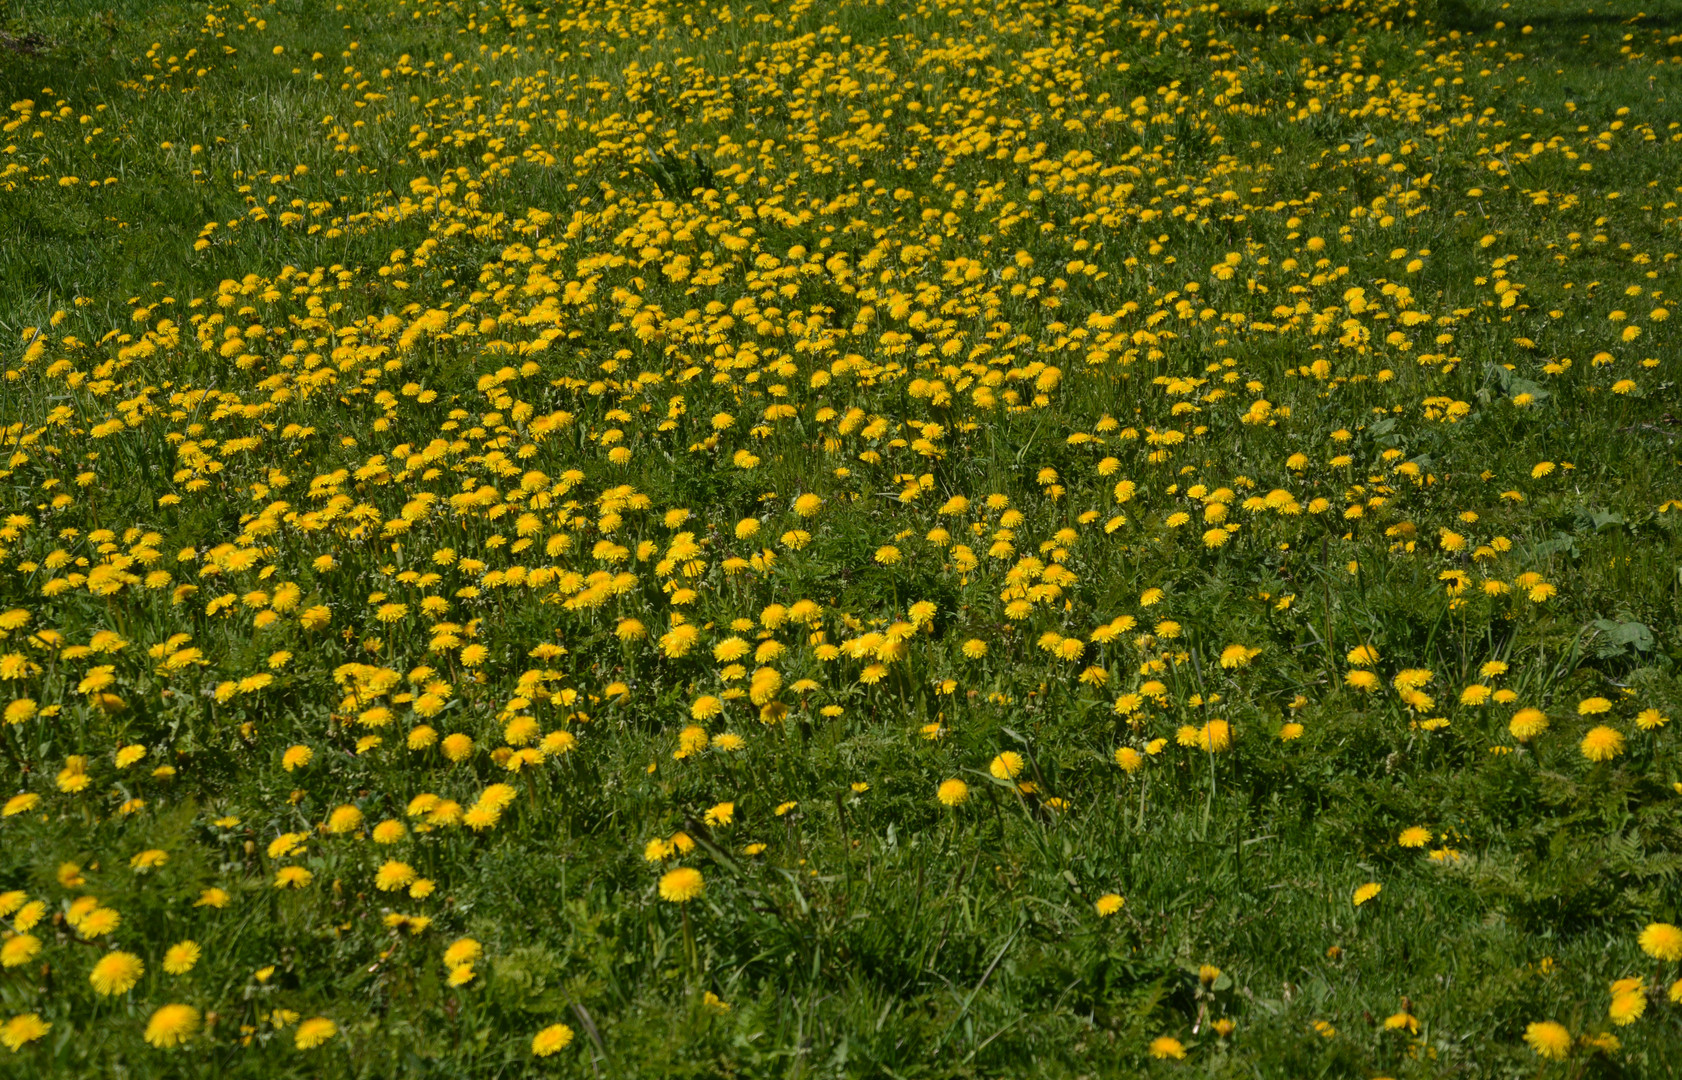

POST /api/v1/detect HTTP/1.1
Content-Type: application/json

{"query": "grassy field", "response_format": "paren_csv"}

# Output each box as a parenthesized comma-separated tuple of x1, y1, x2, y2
(1, 0, 1681, 1074)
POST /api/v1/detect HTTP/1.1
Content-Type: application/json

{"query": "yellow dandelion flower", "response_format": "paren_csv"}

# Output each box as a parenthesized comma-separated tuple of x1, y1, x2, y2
(143, 1004, 199, 1049)
(936, 778, 969, 806)
(1509, 708, 1549, 741)
(294, 1017, 337, 1049)
(163, 940, 201, 975)
(532, 1022, 575, 1056)
(89, 950, 145, 995)
(1, 934, 41, 968)
(1580, 725, 1625, 762)
(989, 751, 1024, 779)
(1149, 1035, 1185, 1060)
(1523, 1020, 1571, 1060)
(1638, 923, 1682, 962)
(1609, 989, 1646, 1026)
(0, 1013, 50, 1052)
(659, 866, 704, 902)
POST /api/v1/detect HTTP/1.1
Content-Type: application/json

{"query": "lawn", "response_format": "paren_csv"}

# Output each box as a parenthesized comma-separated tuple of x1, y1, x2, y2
(1, 0, 1681, 1075)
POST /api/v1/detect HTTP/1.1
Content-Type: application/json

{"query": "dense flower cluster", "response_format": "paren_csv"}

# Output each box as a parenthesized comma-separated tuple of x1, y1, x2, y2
(1, 0, 1679, 1072)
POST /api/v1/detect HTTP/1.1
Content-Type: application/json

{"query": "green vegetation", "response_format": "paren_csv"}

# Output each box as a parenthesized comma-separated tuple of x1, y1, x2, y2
(1, 0, 1681, 1075)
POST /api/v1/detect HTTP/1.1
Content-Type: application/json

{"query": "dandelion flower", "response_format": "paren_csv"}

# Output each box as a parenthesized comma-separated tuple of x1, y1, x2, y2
(1114, 747, 1143, 773)
(1352, 882, 1382, 906)
(325, 805, 364, 834)
(532, 1022, 575, 1056)
(1523, 1020, 1571, 1060)
(1095, 894, 1124, 917)
(1509, 708, 1548, 741)
(1198, 720, 1232, 752)
(1577, 696, 1612, 715)
(1609, 988, 1646, 1026)
(294, 1017, 337, 1049)
(1, 935, 40, 968)
(1149, 1035, 1185, 1060)
(143, 1004, 199, 1048)
(443, 938, 483, 968)
(0, 1013, 50, 1052)
(1345, 644, 1379, 666)
(1218, 643, 1258, 669)
(1638, 923, 1682, 962)
(989, 751, 1024, 779)
(1580, 725, 1625, 762)
(162, 940, 201, 975)
(1398, 827, 1431, 848)
(375, 861, 416, 891)
(89, 950, 145, 995)
(936, 778, 969, 806)
(274, 866, 314, 889)
(659, 867, 704, 902)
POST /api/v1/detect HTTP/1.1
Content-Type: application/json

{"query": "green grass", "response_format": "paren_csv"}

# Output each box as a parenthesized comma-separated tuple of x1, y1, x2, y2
(0, 0, 1680, 1075)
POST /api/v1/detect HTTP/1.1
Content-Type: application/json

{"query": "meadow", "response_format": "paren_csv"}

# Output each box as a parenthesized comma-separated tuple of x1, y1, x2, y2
(1, 0, 1681, 1074)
